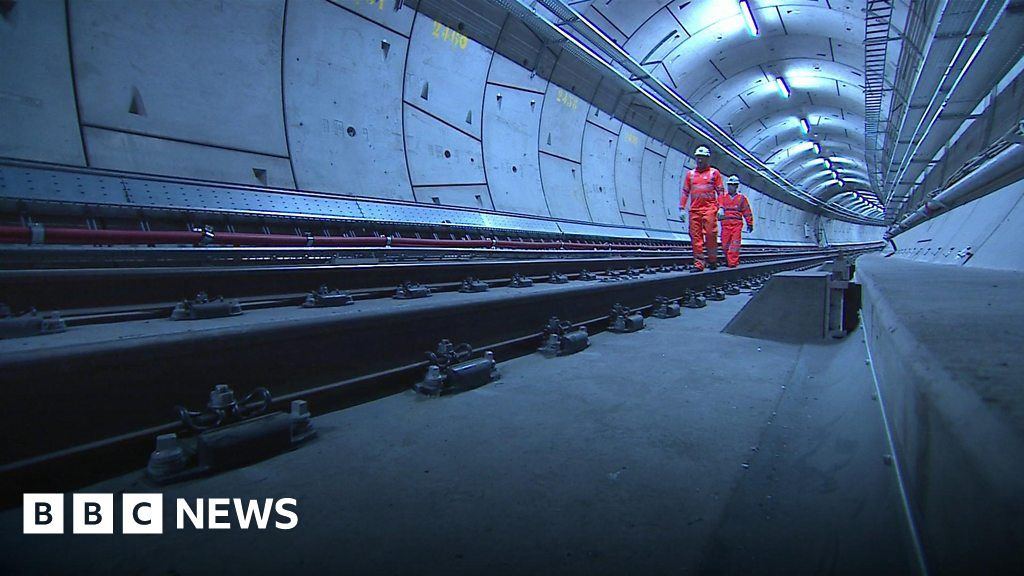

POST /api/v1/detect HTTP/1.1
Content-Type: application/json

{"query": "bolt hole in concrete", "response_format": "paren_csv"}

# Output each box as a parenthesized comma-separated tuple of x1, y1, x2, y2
(128, 87, 146, 116)
(512, 165, 518, 173)
(347, 126, 356, 137)
(444, 149, 451, 158)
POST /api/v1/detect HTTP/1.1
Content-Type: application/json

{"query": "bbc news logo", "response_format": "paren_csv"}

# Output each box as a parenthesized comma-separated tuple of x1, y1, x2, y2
(23, 494, 298, 534)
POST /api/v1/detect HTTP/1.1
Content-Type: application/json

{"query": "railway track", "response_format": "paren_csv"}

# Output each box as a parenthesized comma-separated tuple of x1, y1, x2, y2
(0, 243, 866, 312)
(0, 243, 880, 507)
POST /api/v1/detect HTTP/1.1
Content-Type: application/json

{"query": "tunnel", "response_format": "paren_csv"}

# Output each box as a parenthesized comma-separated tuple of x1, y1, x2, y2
(0, 1, 1022, 574)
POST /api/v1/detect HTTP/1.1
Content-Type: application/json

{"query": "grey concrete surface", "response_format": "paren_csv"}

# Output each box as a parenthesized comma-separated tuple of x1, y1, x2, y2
(699, 325, 914, 575)
(857, 254, 1024, 575)
(890, 177, 1024, 272)
(724, 271, 832, 343)
(1, 292, 910, 575)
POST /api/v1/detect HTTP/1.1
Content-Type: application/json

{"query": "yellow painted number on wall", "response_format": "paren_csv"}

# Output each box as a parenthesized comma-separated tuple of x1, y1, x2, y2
(432, 20, 468, 49)
(555, 89, 579, 110)
(351, 0, 385, 10)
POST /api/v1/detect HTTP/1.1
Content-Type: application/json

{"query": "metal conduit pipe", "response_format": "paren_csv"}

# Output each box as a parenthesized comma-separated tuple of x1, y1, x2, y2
(888, 143, 1024, 236)
(0, 226, 386, 248)
(0, 225, 699, 251)
(389, 238, 494, 249)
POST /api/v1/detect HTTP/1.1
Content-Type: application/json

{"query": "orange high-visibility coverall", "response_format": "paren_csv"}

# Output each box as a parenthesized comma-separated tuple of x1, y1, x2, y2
(718, 191, 754, 267)
(681, 166, 724, 269)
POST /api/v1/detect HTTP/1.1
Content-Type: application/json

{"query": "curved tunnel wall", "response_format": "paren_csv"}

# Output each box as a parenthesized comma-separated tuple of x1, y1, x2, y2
(0, 0, 882, 246)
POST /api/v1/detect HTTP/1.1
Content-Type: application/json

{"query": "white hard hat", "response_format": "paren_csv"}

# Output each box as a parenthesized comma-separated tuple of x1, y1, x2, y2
(694, 146, 711, 157)
(727, 175, 741, 186)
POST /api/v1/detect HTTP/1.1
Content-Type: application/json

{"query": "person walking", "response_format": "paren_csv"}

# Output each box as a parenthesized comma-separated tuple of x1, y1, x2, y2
(718, 175, 754, 268)
(680, 146, 725, 271)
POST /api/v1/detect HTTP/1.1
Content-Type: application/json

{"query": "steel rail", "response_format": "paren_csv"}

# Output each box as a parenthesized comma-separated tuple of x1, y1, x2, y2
(0, 243, 816, 270)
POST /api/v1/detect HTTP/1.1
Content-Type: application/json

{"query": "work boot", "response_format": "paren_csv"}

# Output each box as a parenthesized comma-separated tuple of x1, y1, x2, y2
(708, 261, 719, 270)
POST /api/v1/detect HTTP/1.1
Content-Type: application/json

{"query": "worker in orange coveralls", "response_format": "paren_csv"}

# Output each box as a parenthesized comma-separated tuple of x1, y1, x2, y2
(718, 175, 755, 268)
(680, 146, 725, 271)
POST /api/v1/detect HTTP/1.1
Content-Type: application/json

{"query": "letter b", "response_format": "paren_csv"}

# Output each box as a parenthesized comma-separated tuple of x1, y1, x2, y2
(85, 502, 102, 525)
(73, 494, 113, 534)
(38, 502, 52, 525)
(23, 494, 63, 534)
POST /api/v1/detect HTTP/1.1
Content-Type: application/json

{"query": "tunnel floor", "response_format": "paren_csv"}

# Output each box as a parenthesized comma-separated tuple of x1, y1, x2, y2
(0, 291, 915, 576)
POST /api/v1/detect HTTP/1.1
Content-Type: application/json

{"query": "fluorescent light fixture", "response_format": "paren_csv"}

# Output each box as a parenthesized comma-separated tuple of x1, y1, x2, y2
(739, 1, 758, 36)
(823, 158, 833, 170)
(807, 169, 835, 182)
(800, 118, 810, 134)
(775, 77, 790, 98)
(812, 142, 821, 155)
(791, 141, 816, 154)
(785, 73, 829, 90)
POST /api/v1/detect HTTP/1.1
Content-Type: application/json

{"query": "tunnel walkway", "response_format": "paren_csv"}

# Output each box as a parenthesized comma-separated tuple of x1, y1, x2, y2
(857, 254, 1024, 574)
(0, 288, 913, 575)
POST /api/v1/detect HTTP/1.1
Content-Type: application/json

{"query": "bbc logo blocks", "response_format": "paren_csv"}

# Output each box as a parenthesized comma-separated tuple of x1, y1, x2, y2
(24, 493, 163, 535)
